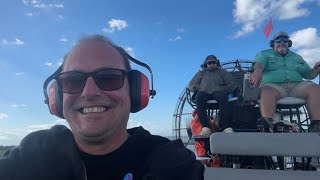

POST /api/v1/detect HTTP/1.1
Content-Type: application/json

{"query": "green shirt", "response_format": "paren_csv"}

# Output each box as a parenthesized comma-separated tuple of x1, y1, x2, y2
(254, 49, 311, 84)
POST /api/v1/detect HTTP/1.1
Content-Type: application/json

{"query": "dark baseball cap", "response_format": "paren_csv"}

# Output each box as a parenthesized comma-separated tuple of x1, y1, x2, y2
(274, 32, 289, 39)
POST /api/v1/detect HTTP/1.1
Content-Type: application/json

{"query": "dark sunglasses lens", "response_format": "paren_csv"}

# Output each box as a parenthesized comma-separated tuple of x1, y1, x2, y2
(95, 69, 125, 91)
(58, 72, 86, 93)
(207, 61, 217, 65)
(282, 39, 289, 43)
(275, 38, 289, 43)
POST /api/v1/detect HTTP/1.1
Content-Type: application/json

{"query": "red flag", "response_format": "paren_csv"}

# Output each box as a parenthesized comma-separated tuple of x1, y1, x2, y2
(263, 18, 273, 39)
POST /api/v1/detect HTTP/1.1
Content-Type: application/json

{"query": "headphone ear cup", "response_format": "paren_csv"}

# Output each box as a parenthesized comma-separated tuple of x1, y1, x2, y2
(270, 40, 274, 48)
(129, 70, 150, 113)
(288, 40, 292, 47)
(48, 82, 64, 118)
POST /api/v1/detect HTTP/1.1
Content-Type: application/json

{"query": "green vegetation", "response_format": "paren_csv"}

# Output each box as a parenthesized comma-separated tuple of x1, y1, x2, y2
(0, 145, 15, 157)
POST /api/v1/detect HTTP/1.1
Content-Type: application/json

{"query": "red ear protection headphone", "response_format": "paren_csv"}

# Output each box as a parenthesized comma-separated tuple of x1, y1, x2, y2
(269, 39, 292, 48)
(43, 55, 156, 119)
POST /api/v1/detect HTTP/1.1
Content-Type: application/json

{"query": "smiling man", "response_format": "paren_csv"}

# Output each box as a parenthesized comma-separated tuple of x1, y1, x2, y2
(250, 31, 320, 133)
(0, 35, 204, 180)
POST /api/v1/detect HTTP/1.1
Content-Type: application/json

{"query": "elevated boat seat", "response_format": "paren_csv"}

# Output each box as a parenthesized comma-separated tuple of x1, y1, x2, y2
(276, 97, 308, 132)
(204, 132, 320, 180)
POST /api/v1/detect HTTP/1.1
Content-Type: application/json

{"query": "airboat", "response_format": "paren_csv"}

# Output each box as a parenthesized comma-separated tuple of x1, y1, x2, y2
(172, 59, 320, 179)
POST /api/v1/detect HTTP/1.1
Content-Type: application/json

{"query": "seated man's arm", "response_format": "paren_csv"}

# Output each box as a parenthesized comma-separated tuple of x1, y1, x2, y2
(222, 71, 237, 93)
(188, 71, 202, 92)
(250, 51, 268, 86)
(307, 61, 320, 79)
(250, 62, 264, 86)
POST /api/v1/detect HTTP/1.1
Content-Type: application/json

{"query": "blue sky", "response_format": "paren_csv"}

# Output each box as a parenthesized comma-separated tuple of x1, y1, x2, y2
(1, 0, 320, 145)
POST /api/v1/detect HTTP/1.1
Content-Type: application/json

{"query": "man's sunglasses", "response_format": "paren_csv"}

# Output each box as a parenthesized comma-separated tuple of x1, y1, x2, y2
(275, 38, 289, 43)
(55, 68, 127, 94)
(207, 61, 217, 65)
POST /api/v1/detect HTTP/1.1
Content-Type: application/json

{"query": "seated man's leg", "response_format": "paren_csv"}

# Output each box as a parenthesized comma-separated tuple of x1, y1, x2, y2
(195, 91, 212, 134)
(290, 81, 320, 132)
(258, 84, 284, 132)
(259, 84, 284, 118)
(212, 91, 233, 131)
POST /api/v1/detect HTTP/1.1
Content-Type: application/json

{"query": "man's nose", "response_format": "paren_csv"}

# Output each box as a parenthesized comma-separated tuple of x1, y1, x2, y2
(81, 77, 102, 97)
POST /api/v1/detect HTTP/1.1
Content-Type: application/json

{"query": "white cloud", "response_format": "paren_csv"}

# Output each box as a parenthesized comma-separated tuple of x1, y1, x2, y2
(34, 3, 63, 9)
(59, 37, 68, 42)
(22, 0, 40, 5)
(0, 130, 25, 145)
(22, 0, 28, 5)
(0, 135, 9, 140)
(15, 38, 25, 45)
(290, 27, 320, 49)
(26, 120, 69, 133)
(232, 0, 316, 38)
(0, 120, 69, 145)
(22, 0, 63, 9)
(1, 38, 25, 46)
(45, 62, 53, 67)
(26, 124, 55, 133)
(1, 39, 8, 45)
(168, 28, 185, 42)
(155, 21, 163, 25)
(124, 46, 134, 57)
(54, 119, 65, 123)
(102, 19, 128, 33)
(169, 35, 182, 42)
(0, 129, 17, 140)
(15, 72, 25, 76)
(290, 27, 320, 66)
(0, 128, 26, 145)
(11, 104, 28, 108)
(54, 119, 69, 127)
(127, 118, 171, 136)
(0, 113, 9, 120)
(26, 12, 33, 17)
(57, 58, 63, 66)
(56, 14, 64, 20)
(22, 0, 63, 8)
(278, 1, 311, 20)
(177, 28, 186, 33)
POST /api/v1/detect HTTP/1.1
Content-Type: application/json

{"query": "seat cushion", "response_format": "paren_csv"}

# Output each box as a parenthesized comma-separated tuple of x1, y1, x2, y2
(276, 97, 306, 105)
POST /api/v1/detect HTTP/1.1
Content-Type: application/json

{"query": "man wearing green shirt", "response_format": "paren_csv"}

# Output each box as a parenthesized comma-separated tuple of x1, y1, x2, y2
(250, 31, 320, 133)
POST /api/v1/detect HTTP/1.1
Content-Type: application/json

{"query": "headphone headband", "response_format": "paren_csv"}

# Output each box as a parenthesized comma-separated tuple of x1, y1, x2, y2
(43, 66, 62, 105)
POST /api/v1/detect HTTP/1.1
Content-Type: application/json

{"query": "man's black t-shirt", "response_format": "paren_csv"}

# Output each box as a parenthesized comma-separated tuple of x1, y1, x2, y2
(80, 135, 157, 180)
(0, 125, 204, 180)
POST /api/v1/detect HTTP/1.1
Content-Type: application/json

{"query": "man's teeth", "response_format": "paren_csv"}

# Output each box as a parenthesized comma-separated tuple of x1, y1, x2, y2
(82, 107, 107, 114)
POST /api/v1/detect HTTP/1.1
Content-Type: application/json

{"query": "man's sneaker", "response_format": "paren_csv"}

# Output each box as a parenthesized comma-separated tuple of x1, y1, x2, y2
(223, 127, 234, 133)
(256, 117, 274, 133)
(200, 127, 212, 136)
(308, 120, 320, 133)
